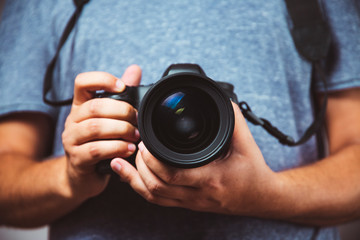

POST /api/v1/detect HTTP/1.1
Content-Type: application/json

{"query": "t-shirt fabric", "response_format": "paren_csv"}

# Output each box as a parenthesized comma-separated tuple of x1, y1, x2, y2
(1, 0, 359, 239)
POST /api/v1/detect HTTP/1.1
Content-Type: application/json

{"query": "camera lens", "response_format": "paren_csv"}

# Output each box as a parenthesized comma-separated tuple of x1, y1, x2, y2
(152, 88, 219, 154)
(138, 73, 234, 168)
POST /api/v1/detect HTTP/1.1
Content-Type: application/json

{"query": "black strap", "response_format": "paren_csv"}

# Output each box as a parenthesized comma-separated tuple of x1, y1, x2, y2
(284, 0, 331, 145)
(239, 61, 328, 146)
(43, 0, 90, 106)
(284, 0, 332, 61)
(73, 0, 90, 8)
(42, 0, 331, 149)
(239, 0, 331, 146)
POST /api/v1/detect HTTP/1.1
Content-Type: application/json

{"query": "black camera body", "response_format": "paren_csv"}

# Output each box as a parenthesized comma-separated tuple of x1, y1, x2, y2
(95, 64, 238, 174)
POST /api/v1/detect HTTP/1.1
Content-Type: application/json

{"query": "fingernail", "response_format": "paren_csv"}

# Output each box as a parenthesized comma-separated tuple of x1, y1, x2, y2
(134, 129, 140, 139)
(128, 143, 136, 152)
(138, 142, 145, 152)
(115, 79, 125, 92)
(112, 161, 122, 172)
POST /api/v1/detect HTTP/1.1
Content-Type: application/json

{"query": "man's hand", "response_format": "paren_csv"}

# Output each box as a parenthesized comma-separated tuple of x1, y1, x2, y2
(111, 102, 279, 216)
(112, 88, 360, 226)
(62, 65, 141, 199)
(0, 65, 143, 227)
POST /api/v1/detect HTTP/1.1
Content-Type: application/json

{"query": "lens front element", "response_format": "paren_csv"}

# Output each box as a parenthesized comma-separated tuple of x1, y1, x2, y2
(138, 73, 234, 168)
(153, 88, 220, 154)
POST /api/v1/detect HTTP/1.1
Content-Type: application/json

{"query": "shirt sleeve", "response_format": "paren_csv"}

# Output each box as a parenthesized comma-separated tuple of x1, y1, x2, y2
(316, 0, 360, 92)
(0, 0, 73, 119)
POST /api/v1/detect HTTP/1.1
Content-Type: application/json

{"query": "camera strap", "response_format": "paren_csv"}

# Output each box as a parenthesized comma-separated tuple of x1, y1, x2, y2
(42, 0, 90, 106)
(42, 0, 332, 150)
(239, 63, 327, 147)
(239, 0, 331, 147)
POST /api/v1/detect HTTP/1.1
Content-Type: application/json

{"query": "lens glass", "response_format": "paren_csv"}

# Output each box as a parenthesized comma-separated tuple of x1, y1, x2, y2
(152, 87, 220, 154)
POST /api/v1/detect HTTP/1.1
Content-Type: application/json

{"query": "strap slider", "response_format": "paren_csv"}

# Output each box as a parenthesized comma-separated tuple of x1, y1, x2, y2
(239, 102, 264, 126)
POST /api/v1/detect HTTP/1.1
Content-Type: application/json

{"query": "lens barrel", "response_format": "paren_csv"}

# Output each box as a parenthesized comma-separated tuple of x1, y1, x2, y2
(94, 65, 236, 173)
(138, 72, 234, 168)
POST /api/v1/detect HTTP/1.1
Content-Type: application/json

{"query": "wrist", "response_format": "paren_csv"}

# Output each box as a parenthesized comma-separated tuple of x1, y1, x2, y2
(228, 166, 291, 220)
(249, 170, 289, 219)
(225, 164, 287, 219)
(61, 156, 110, 201)
(258, 171, 295, 219)
(51, 156, 78, 200)
(260, 169, 313, 222)
(53, 156, 89, 204)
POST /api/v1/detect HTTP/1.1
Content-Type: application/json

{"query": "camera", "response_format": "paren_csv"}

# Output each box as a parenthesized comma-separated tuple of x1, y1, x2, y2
(95, 64, 238, 174)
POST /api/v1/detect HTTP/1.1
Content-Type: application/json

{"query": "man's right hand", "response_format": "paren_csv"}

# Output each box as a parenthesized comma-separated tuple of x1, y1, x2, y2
(0, 65, 142, 227)
(62, 65, 142, 199)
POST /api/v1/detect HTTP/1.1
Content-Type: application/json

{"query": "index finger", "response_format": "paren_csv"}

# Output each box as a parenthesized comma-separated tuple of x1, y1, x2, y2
(138, 142, 210, 188)
(73, 71, 125, 106)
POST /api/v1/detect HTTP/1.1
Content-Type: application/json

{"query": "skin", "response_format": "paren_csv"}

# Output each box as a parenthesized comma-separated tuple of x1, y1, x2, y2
(0, 65, 359, 228)
(0, 66, 141, 227)
(111, 67, 360, 226)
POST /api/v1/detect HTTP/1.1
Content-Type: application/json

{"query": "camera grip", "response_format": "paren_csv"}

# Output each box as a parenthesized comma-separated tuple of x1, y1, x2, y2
(95, 152, 137, 175)
(94, 86, 139, 108)
(216, 81, 239, 104)
(94, 86, 141, 175)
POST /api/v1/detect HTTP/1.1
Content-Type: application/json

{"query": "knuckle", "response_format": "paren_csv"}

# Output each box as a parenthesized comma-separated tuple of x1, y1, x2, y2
(122, 103, 134, 118)
(164, 171, 180, 184)
(88, 99, 101, 116)
(67, 148, 80, 167)
(88, 142, 101, 159)
(87, 119, 101, 138)
(147, 181, 163, 194)
(206, 178, 221, 191)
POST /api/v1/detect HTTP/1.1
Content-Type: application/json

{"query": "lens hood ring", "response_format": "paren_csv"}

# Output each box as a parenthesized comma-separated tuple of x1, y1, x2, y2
(138, 72, 234, 168)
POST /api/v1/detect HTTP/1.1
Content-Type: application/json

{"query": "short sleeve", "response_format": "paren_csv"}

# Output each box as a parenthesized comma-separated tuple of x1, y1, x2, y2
(317, 0, 360, 92)
(0, 0, 73, 118)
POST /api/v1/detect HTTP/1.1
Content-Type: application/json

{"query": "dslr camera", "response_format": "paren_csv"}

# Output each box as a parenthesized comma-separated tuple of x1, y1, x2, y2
(95, 64, 239, 174)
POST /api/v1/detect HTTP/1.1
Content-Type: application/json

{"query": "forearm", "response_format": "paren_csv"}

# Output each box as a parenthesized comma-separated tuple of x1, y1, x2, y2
(0, 154, 86, 228)
(271, 144, 360, 226)
(243, 89, 360, 226)
(0, 72, 138, 228)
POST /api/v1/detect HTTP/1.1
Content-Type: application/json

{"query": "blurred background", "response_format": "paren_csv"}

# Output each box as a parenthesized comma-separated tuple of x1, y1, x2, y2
(1, 219, 360, 239)
(0, 0, 359, 239)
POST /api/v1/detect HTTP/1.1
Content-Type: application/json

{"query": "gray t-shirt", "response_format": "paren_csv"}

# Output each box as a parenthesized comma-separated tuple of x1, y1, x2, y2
(1, 0, 359, 239)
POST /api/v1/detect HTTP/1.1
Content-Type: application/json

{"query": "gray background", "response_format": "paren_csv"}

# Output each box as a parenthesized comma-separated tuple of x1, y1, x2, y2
(0, 0, 359, 239)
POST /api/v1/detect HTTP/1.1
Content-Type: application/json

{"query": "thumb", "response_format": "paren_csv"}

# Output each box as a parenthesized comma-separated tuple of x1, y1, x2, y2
(230, 102, 259, 154)
(111, 157, 147, 193)
(121, 65, 142, 87)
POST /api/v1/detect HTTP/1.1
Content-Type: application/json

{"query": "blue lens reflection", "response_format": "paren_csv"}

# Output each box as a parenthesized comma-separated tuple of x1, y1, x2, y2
(152, 88, 220, 154)
(162, 92, 185, 110)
